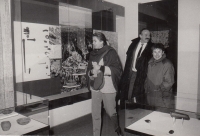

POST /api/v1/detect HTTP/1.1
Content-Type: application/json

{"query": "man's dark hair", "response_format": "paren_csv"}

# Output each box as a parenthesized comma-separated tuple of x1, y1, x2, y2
(151, 43, 165, 52)
(140, 28, 150, 34)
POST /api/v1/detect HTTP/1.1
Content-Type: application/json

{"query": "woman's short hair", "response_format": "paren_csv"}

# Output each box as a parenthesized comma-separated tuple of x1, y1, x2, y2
(151, 43, 165, 52)
(93, 32, 107, 46)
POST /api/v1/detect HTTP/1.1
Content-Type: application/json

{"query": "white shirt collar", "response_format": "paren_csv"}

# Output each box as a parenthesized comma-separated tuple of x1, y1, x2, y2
(139, 41, 147, 46)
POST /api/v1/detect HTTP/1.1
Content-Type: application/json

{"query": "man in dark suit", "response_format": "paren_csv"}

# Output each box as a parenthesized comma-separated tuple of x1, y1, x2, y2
(119, 28, 153, 108)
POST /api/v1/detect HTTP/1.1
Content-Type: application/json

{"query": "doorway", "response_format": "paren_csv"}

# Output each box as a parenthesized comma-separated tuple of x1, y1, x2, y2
(139, 0, 178, 93)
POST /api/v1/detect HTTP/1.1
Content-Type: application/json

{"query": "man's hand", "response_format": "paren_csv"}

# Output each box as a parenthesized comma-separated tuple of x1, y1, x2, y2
(127, 97, 136, 103)
(133, 97, 136, 103)
(118, 100, 120, 105)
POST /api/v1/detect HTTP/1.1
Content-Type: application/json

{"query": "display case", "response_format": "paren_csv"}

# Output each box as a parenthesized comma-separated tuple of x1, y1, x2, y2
(13, 0, 91, 98)
(0, 91, 49, 135)
(125, 94, 200, 136)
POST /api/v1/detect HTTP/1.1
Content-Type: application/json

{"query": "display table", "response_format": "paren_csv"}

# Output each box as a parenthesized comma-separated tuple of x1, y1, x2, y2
(0, 112, 49, 135)
(125, 109, 200, 136)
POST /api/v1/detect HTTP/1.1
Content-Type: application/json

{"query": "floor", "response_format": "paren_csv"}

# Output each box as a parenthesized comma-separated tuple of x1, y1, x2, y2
(51, 109, 138, 136)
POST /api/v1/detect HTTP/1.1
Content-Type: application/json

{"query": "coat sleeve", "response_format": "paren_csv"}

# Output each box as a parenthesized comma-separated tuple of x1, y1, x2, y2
(104, 49, 123, 92)
(159, 62, 175, 92)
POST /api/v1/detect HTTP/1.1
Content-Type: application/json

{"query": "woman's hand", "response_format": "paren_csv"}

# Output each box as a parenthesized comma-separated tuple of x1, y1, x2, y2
(92, 61, 101, 71)
(91, 69, 99, 77)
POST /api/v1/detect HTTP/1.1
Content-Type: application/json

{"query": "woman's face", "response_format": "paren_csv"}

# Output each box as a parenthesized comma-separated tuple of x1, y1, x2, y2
(152, 48, 164, 60)
(92, 36, 103, 49)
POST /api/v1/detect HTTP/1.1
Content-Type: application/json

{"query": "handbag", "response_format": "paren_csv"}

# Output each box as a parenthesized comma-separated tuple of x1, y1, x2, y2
(89, 49, 112, 90)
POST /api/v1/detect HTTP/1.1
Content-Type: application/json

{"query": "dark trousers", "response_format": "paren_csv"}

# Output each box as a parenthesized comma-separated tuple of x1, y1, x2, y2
(128, 71, 137, 100)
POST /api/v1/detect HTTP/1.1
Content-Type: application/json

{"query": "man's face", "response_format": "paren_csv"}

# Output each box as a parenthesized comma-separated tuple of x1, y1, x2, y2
(140, 30, 150, 43)
(152, 48, 164, 60)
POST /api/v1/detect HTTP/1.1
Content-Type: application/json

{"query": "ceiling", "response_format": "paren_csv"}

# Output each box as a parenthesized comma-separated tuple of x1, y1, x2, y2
(139, 0, 178, 21)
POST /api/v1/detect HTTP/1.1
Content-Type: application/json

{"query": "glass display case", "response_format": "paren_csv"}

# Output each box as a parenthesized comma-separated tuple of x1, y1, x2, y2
(0, 91, 49, 135)
(125, 94, 200, 136)
(12, 0, 91, 99)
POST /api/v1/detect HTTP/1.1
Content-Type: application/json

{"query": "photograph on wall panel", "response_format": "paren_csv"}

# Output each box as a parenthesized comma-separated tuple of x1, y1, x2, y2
(57, 25, 92, 93)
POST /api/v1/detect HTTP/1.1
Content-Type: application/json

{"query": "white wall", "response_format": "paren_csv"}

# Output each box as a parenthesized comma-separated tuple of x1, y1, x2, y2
(105, 0, 139, 64)
(176, 0, 200, 112)
(0, 0, 14, 110)
(116, 16, 126, 67)
(124, 0, 139, 53)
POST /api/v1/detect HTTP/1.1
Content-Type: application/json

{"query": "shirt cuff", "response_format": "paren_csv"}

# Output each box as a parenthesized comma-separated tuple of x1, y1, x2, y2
(104, 66, 111, 76)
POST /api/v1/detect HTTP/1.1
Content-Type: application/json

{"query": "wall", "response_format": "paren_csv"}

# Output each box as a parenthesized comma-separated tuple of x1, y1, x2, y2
(116, 16, 125, 67)
(124, 0, 139, 53)
(0, 0, 14, 110)
(176, 0, 200, 112)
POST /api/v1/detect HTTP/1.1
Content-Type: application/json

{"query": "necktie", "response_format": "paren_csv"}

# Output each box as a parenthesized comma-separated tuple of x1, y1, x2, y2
(136, 43, 143, 60)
